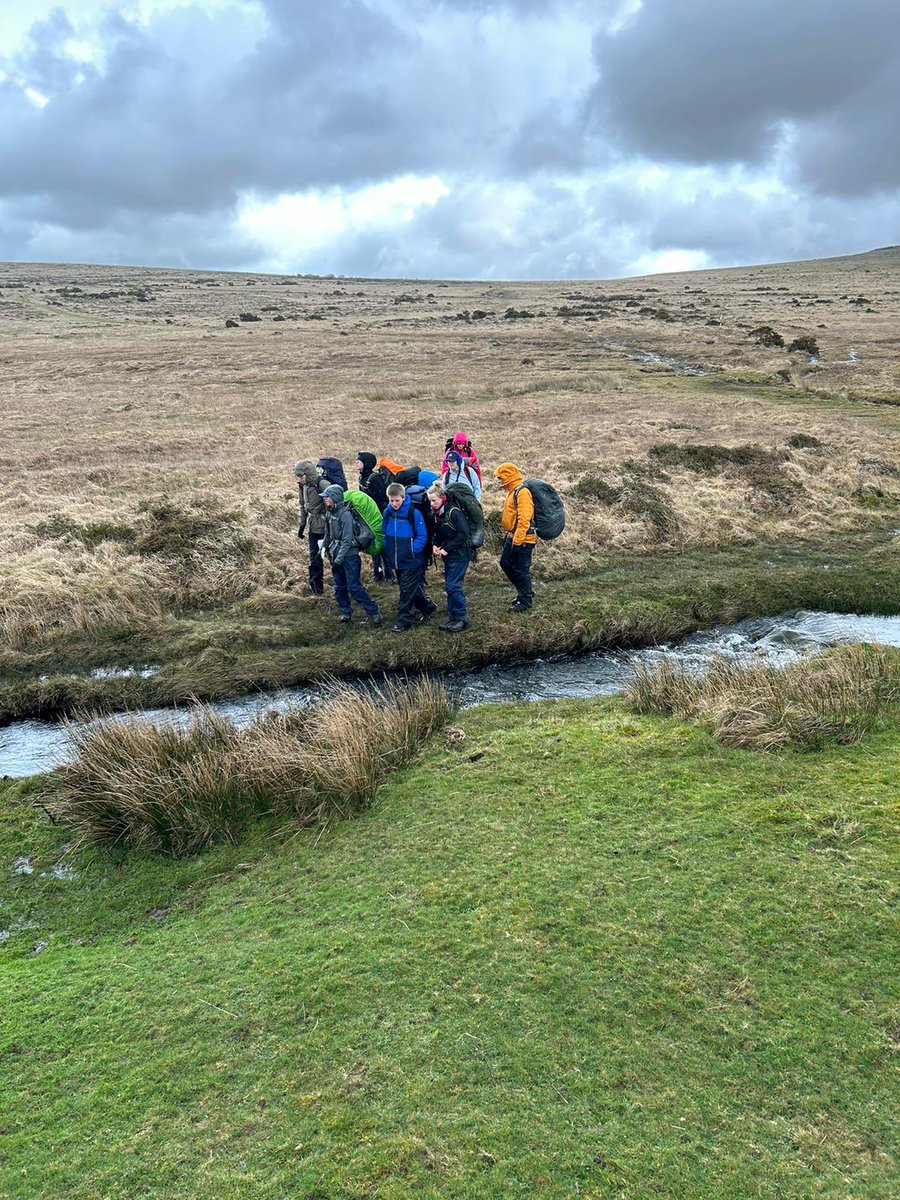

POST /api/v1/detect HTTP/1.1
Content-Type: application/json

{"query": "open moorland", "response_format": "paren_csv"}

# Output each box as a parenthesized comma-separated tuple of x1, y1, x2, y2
(1, 247, 899, 719)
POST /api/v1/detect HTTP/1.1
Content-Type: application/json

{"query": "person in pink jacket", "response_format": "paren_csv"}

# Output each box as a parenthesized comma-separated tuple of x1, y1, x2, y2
(441, 431, 482, 481)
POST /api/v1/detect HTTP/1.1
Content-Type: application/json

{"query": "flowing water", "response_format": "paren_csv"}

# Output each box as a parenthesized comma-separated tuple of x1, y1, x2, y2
(2, 610, 899, 779)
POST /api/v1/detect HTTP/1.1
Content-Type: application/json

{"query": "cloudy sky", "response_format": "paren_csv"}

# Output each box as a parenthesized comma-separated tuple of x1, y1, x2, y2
(1, 0, 898, 279)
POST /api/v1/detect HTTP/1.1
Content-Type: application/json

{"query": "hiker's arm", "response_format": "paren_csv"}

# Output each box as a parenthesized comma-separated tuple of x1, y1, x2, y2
(446, 508, 469, 554)
(513, 488, 534, 545)
(412, 509, 428, 556)
(333, 512, 352, 565)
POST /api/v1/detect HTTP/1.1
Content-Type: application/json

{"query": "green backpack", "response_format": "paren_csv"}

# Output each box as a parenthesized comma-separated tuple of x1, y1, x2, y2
(444, 483, 484, 550)
(343, 489, 384, 555)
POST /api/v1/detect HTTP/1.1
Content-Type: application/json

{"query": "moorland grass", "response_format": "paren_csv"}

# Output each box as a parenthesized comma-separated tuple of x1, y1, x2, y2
(0, 531, 896, 724)
(625, 643, 900, 750)
(2, 697, 899, 1198)
(48, 679, 451, 855)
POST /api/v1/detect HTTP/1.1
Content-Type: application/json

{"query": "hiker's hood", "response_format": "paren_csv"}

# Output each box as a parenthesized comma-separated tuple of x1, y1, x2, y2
(377, 456, 405, 475)
(452, 431, 469, 448)
(495, 462, 524, 491)
(385, 495, 413, 519)
(294, 459, 317, 479)
(357, 452, 376, 477)
(323, 485, 345, 509)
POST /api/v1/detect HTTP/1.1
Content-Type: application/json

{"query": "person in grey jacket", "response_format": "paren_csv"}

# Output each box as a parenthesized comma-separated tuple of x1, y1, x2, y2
(293, 459, 326, 595)
(322, 485, 382, 625)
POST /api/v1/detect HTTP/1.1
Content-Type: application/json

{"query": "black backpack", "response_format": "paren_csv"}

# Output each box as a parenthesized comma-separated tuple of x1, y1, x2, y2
(403, 485, 436, 557)
(514, 479, 566, 540)
(396, 463, 421, 488)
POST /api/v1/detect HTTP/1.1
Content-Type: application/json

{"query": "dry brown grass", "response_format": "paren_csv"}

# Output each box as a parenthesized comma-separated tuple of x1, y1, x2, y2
(3, 251, 899, 641)
(625, 644, 900, 750)
(48, 677, 452, 854)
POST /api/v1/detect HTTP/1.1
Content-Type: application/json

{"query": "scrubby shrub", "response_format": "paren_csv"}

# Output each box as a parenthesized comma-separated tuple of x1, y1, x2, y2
(49, 679, 452, 855)
(569, 475, 623, 505)
(35, 515, 138, 549)
(788, 335, 820, 356)
(750, 325, 785, 348)
(625, 645, 900, 751)
(786, 433, 825, 450)
(647, 442, 804, 509)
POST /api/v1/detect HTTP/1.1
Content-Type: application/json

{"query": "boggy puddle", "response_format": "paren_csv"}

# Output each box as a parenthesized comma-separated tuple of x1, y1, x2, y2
(2, 610, 900, 779)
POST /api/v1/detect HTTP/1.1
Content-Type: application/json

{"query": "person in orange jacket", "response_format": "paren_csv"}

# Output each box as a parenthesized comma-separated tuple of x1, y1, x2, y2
(495, 462, 537, 611)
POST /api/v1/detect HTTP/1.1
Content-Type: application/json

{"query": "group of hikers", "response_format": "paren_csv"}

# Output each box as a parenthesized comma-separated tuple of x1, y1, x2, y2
(292, 431, 565, 633)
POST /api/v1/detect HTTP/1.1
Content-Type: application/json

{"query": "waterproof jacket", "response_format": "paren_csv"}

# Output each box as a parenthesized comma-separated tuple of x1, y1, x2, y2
(382, 496, 428, 571)
(323, 487, 354, 567)
(418, 469, 440, 489)
(296, 459, 327, 538)
(317, 457, 348, 489)
(442, 432, 482, 481)
(496, 462, 537, 546)
(441, 461, 482, 501)
(433, 501, 471, 560)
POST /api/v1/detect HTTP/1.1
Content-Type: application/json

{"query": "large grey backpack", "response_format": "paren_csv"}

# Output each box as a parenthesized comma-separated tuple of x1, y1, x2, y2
(515, 478, 566, 540)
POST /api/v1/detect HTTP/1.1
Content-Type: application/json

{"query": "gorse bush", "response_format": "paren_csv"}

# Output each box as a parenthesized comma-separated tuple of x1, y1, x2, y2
(49, 679, 452, 855)
(625, 644, 900, 751)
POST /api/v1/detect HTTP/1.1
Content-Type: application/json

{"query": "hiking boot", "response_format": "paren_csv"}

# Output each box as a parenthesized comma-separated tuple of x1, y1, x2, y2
(439, 619, 467, 633)
(510, 601, 532, 614)
(390, 623, 410, 633)
(367, 614, 383, 627)
(416, 605, 438, 625)
(338, 613, 352, 623)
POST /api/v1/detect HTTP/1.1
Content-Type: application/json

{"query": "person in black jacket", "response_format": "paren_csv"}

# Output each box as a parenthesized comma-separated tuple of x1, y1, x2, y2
(357, 452, 394, 583)
(428, 483, 471, 633)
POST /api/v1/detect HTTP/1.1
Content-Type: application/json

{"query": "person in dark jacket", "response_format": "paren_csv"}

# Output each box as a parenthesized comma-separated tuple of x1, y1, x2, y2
(428, 483, 471, 633)
(357, 452, 394, 584)
(382, 483, 437, 633)
(317, 456, 348, 490)
(293, 459, 326, 595)
(322, 485, 381, 625)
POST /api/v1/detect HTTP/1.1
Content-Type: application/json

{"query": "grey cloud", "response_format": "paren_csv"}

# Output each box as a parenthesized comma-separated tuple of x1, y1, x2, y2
(592, 0, 900, 194)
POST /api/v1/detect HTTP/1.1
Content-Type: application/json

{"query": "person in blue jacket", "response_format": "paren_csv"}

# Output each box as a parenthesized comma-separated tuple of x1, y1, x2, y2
(382, 483, 437, 633)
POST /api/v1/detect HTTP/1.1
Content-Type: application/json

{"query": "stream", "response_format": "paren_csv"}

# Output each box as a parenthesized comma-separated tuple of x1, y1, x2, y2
(2, 610, 899, 779)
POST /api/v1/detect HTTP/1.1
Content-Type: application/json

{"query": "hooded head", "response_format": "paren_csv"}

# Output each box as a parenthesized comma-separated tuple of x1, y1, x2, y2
(293, 459, 317, 481)
(323, 484, 345, 510)
(357, 452, 376, 475)
(452, 431, 469, 449)
(495, 462, 524, 491)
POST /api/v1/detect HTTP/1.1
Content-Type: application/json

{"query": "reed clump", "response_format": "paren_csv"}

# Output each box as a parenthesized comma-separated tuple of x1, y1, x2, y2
(49, 679, 452, 855)
(624, 644, 900, 750)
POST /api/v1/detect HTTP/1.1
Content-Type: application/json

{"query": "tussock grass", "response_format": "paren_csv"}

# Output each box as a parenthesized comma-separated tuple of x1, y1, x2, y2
(625, 644, 900, 750)
(49, 678, 451, 855)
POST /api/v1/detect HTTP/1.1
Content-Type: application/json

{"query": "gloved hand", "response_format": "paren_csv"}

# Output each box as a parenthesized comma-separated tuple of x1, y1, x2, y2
(297, 524, 306, 541)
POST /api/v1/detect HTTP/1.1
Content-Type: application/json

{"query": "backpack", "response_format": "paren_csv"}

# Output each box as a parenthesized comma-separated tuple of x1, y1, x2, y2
(515, 478, 566, 540)
(445, 482, 484, 550)
(402, 485, 436, 557)
(317, 456, 348, 489)
(343, 489, 384, 555)
(395, 463, 421, 488)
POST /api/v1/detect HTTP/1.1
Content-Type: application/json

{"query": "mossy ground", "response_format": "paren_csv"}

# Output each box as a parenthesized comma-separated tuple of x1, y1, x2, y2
(2, 531, 897, 724)
(2, 697, 898, 1198)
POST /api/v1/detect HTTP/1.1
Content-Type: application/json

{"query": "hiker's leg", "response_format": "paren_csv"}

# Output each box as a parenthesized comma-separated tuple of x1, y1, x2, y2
(512, 543, 533, 607)
(331, 562, 351, 616)
(308, 531, 324, 594)
(444, 557, 468, 621)
(343, 553, 379, 617)
(395, 568, 417, 627)
(412, 561, 436, 614)
(499, 537, 517, 591)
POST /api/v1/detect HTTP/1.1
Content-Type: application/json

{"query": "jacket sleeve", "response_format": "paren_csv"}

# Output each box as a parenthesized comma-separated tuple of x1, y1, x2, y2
(446, 507, 469, 554)
(332, 510, 353, 565)
(412, 507, 428, 556)
(512, 486, 534, 546)
(469, 469, 482, 502)
(297, 484, 307, 534)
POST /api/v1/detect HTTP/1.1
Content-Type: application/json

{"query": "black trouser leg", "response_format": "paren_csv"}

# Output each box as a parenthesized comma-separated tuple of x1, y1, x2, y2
(500, 538, 534, 607)
(308, 531, 324, 594)
(396, 561, 430, 626)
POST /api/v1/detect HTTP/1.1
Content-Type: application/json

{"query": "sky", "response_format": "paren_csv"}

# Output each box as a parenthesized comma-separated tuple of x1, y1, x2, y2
(1, 0, 898, 279)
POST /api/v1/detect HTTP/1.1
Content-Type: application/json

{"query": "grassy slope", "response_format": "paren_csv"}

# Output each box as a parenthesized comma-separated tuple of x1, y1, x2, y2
(2, 700, 898, 1198)
(2, 530, 898, 724)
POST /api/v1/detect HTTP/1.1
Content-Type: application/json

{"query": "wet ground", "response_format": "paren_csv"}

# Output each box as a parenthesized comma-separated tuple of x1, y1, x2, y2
(2, 610, 899, 779)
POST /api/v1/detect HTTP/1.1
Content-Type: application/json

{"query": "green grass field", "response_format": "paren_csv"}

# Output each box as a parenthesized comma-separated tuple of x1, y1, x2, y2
(3, 696, 898, 1198)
